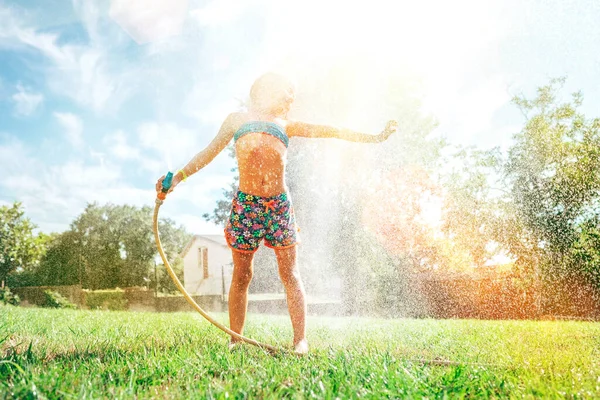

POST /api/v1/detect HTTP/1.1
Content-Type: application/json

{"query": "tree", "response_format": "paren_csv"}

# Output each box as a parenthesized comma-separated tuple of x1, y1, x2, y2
(500, 78, 600, 310)
(439, 147, 507, 268)
(30, 203, 191, 290)
(363, 165, 475, 273)
(24, 231, 82, 286)
(0, 202, 46, 284)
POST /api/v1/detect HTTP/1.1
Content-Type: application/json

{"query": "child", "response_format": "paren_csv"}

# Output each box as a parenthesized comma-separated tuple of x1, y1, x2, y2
(156, 72, 397, 354)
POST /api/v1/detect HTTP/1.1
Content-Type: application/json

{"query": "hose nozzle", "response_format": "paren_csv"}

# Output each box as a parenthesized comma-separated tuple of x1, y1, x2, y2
(157, 171, 174, 201)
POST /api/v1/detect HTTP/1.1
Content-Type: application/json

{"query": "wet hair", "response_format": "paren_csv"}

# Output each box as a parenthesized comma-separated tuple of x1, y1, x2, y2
(249, 72, 296, 114)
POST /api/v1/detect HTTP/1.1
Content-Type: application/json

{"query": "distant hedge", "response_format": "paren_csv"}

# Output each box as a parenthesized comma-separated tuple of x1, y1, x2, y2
(83, 289, 128, 311)
(43, 290, 77, 309)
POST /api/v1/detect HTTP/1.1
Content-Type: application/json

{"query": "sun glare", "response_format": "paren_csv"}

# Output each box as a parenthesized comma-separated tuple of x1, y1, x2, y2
(259, 0, 506, 126)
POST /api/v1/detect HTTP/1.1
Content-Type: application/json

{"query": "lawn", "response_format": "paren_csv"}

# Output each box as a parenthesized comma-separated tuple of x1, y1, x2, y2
(1, 305, 599, 399)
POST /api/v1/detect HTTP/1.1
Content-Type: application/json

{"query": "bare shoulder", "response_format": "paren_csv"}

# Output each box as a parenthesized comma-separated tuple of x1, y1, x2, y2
(223, 112, 249, 132)
(284, 120, 312, 137)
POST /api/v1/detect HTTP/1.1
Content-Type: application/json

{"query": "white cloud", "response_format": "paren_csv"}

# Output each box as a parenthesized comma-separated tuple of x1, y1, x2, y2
(137, 122, 209, 169)
(104, 130, 140, 160)
(182, 82, 239, 125)
(54, 112, 83, 148)
(189, 0, 247, 27)
(109, 0, 188, 44)
(102, 130, 163, 173)
(89, 150, 107, 166)
(171, 213, 222, 234)
(0, 137, 155, 233)
(0, 137, 27, 175)
(0, 4, 138, 113)
(138, 158, 162, 175)
(160, 175, 233, 234)
(0, 135, 232, 234)
(11, 83, 43, 116)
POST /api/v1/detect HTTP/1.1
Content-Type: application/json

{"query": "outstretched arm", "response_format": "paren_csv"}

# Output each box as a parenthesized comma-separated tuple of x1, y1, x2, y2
(177, 113, 240, 180)
(156, 113, 240, 194)
(286, 120, 398, 143)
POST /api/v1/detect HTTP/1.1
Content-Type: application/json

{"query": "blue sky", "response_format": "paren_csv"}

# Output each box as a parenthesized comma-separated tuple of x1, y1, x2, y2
(1, 0, 599, 234)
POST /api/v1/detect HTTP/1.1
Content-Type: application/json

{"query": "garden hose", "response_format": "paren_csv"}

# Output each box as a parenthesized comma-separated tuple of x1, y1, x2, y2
(153, 172, 281, 354)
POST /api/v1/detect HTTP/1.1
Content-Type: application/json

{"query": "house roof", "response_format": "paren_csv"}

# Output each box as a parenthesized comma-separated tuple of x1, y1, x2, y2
(180, 234, 228, 258)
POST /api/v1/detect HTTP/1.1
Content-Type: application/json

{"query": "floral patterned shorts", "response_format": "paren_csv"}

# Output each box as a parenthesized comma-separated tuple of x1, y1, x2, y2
(224, 191, 300, 253)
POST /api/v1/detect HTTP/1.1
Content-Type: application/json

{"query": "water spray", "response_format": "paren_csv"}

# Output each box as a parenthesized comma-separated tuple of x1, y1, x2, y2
(152, 172, 497, 366)
(152, 171, 282, 354)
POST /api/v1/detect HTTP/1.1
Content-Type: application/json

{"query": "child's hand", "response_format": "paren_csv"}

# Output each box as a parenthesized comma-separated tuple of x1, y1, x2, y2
(377, 120, 398, 142)
(155, 175, 176, 197)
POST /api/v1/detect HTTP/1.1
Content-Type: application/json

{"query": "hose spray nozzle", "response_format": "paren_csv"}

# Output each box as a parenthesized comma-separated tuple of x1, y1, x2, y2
(157, 171, 174, 201)
(161, 171, 174, 193)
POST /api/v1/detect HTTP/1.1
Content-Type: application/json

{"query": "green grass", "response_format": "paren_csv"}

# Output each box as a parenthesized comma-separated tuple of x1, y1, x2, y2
(1, 305, 599, 399)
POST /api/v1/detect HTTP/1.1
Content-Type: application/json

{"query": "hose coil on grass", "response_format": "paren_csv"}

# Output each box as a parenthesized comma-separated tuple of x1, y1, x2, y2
(153, 198, 281, 354)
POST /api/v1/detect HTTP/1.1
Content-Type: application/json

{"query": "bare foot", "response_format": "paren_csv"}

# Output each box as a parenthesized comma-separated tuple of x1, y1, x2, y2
(228, 340, 241, 351)
(294, 339, 309, 355)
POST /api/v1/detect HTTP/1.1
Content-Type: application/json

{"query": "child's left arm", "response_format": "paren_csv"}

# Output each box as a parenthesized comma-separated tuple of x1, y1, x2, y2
(287, 120, 398, 143)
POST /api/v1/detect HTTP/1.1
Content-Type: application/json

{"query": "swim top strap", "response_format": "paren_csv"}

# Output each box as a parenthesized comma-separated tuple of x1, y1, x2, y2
(233, 121, 289, 147)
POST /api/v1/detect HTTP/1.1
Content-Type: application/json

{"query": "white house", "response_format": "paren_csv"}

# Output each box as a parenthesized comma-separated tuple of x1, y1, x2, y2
(181, 234, 233, 296)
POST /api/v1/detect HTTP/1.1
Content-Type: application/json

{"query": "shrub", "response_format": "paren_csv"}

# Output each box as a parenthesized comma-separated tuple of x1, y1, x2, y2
(43, 290, 77, 309)
(0, 287, 20, 306)
(84, 289, 128, 311)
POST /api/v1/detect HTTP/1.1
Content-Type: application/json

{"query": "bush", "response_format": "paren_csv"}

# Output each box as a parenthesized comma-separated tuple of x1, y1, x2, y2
(0, 287, 20, 306)
(43, 290, 77, 309)
(84, 289, 128, 311)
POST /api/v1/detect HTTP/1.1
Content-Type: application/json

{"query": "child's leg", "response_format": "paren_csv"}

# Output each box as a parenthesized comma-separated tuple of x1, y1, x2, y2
(274, 246, 307, 348)
(228, 250, 255, 342)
